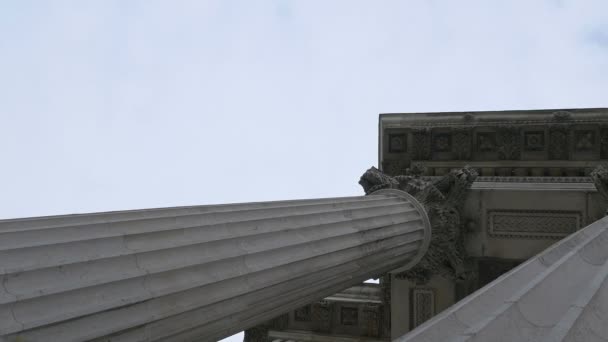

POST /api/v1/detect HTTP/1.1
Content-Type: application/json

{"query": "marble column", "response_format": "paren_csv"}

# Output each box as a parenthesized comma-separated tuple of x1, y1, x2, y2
(0, 189, 430, 342)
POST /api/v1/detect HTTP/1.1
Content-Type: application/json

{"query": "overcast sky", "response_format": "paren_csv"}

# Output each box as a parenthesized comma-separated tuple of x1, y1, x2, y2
(1, 1, 608, 341)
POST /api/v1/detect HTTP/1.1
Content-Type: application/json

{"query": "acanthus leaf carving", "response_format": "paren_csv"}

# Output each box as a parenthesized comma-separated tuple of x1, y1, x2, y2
(549, 125, 570, 160)
(497, 126, 521, 160)
(359, 164, 478, 283)
(453, 128, 472, 160)
(412, 129, 431, 160)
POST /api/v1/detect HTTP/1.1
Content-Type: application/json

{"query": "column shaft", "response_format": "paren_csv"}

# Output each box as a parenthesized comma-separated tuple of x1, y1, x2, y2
(0, 190, 430, 342)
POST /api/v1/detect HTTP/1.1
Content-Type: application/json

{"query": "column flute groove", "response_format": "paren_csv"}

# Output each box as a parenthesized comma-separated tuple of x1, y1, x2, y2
(0, 189, 430, 342)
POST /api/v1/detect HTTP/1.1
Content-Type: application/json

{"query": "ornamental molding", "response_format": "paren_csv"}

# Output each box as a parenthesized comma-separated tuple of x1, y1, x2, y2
(381, 111, 608, 129)
(382, 119, 608, 128)
(421, 176, 592, 183)
(487, 209, 581, 239)
(382, 116, 608, 178)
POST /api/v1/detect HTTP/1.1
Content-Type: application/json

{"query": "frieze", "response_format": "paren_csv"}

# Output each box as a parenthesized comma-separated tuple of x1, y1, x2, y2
(548, 126, 569, 160)
(574, 130, 596, 152)
(497, 127, 521, 160)
(432, 132, 451, 152)
(362, 303, 381, 337)
(340, 306, 359, 326)
(399, 113, 608, 168)
(388, 133, 407, 153)
(411, 129, 431, 160)
(453, 128, 472, 160)
(524, 131, 545, 151)
(294, 305, 312, 322)
(476, 132, 497, 152)
(601, 128, 608, 159)
(488, 209, 581, 239)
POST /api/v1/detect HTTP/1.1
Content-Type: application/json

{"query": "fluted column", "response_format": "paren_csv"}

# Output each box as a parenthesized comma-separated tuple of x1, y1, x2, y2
(0, 189, 430, 342)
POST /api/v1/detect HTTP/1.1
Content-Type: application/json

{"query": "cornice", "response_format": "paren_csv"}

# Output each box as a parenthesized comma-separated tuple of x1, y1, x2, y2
(380, 108, 608, 128)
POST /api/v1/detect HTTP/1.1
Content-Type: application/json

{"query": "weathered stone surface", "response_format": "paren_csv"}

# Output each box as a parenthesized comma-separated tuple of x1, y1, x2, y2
(394, 216, 608, 342)
(359, 165, 478, 283)
(591, 164, 608, 216)
(0, 191, 430, 342)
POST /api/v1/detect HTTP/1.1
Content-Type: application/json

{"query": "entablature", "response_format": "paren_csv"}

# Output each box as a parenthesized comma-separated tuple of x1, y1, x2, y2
(379, 108, 608, 179)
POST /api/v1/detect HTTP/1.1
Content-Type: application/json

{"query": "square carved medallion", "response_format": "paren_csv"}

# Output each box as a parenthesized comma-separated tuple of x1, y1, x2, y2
(388, 134, 407, 153)
(477, 132, 497, 152)
(432, 133, 451, 152)
(524, 131, 545, 151)
(340, 307, 359, 326)
(574, 130, 595, 152)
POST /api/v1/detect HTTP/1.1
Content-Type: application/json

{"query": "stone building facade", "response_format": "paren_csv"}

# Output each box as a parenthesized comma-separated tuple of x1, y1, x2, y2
(252, 108, 608, 341)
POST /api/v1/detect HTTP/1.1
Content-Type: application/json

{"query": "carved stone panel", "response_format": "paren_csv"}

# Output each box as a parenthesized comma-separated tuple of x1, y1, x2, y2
(388, 134, 407, 153)
(453, 129, 472, 160)
(340, 307, 359, 326)
(497, 127, 521, 160)
(410, 288, 435, 328)
(574, 130, 596, 152)
(549, 126, 569, 160)
(524, 131, 545, 151)
(432, 132, 451, 152)
(362, 304, 381, 337)
(477, 132, 497, 152)
(294, 305, 311, 322)
(412, 129, 431, 160)
(488, 210, 581, 239)
(601, 128, 608, 159)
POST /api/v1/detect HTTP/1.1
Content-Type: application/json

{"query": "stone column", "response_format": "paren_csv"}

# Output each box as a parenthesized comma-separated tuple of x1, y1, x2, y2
(0, 189, 430, 342)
